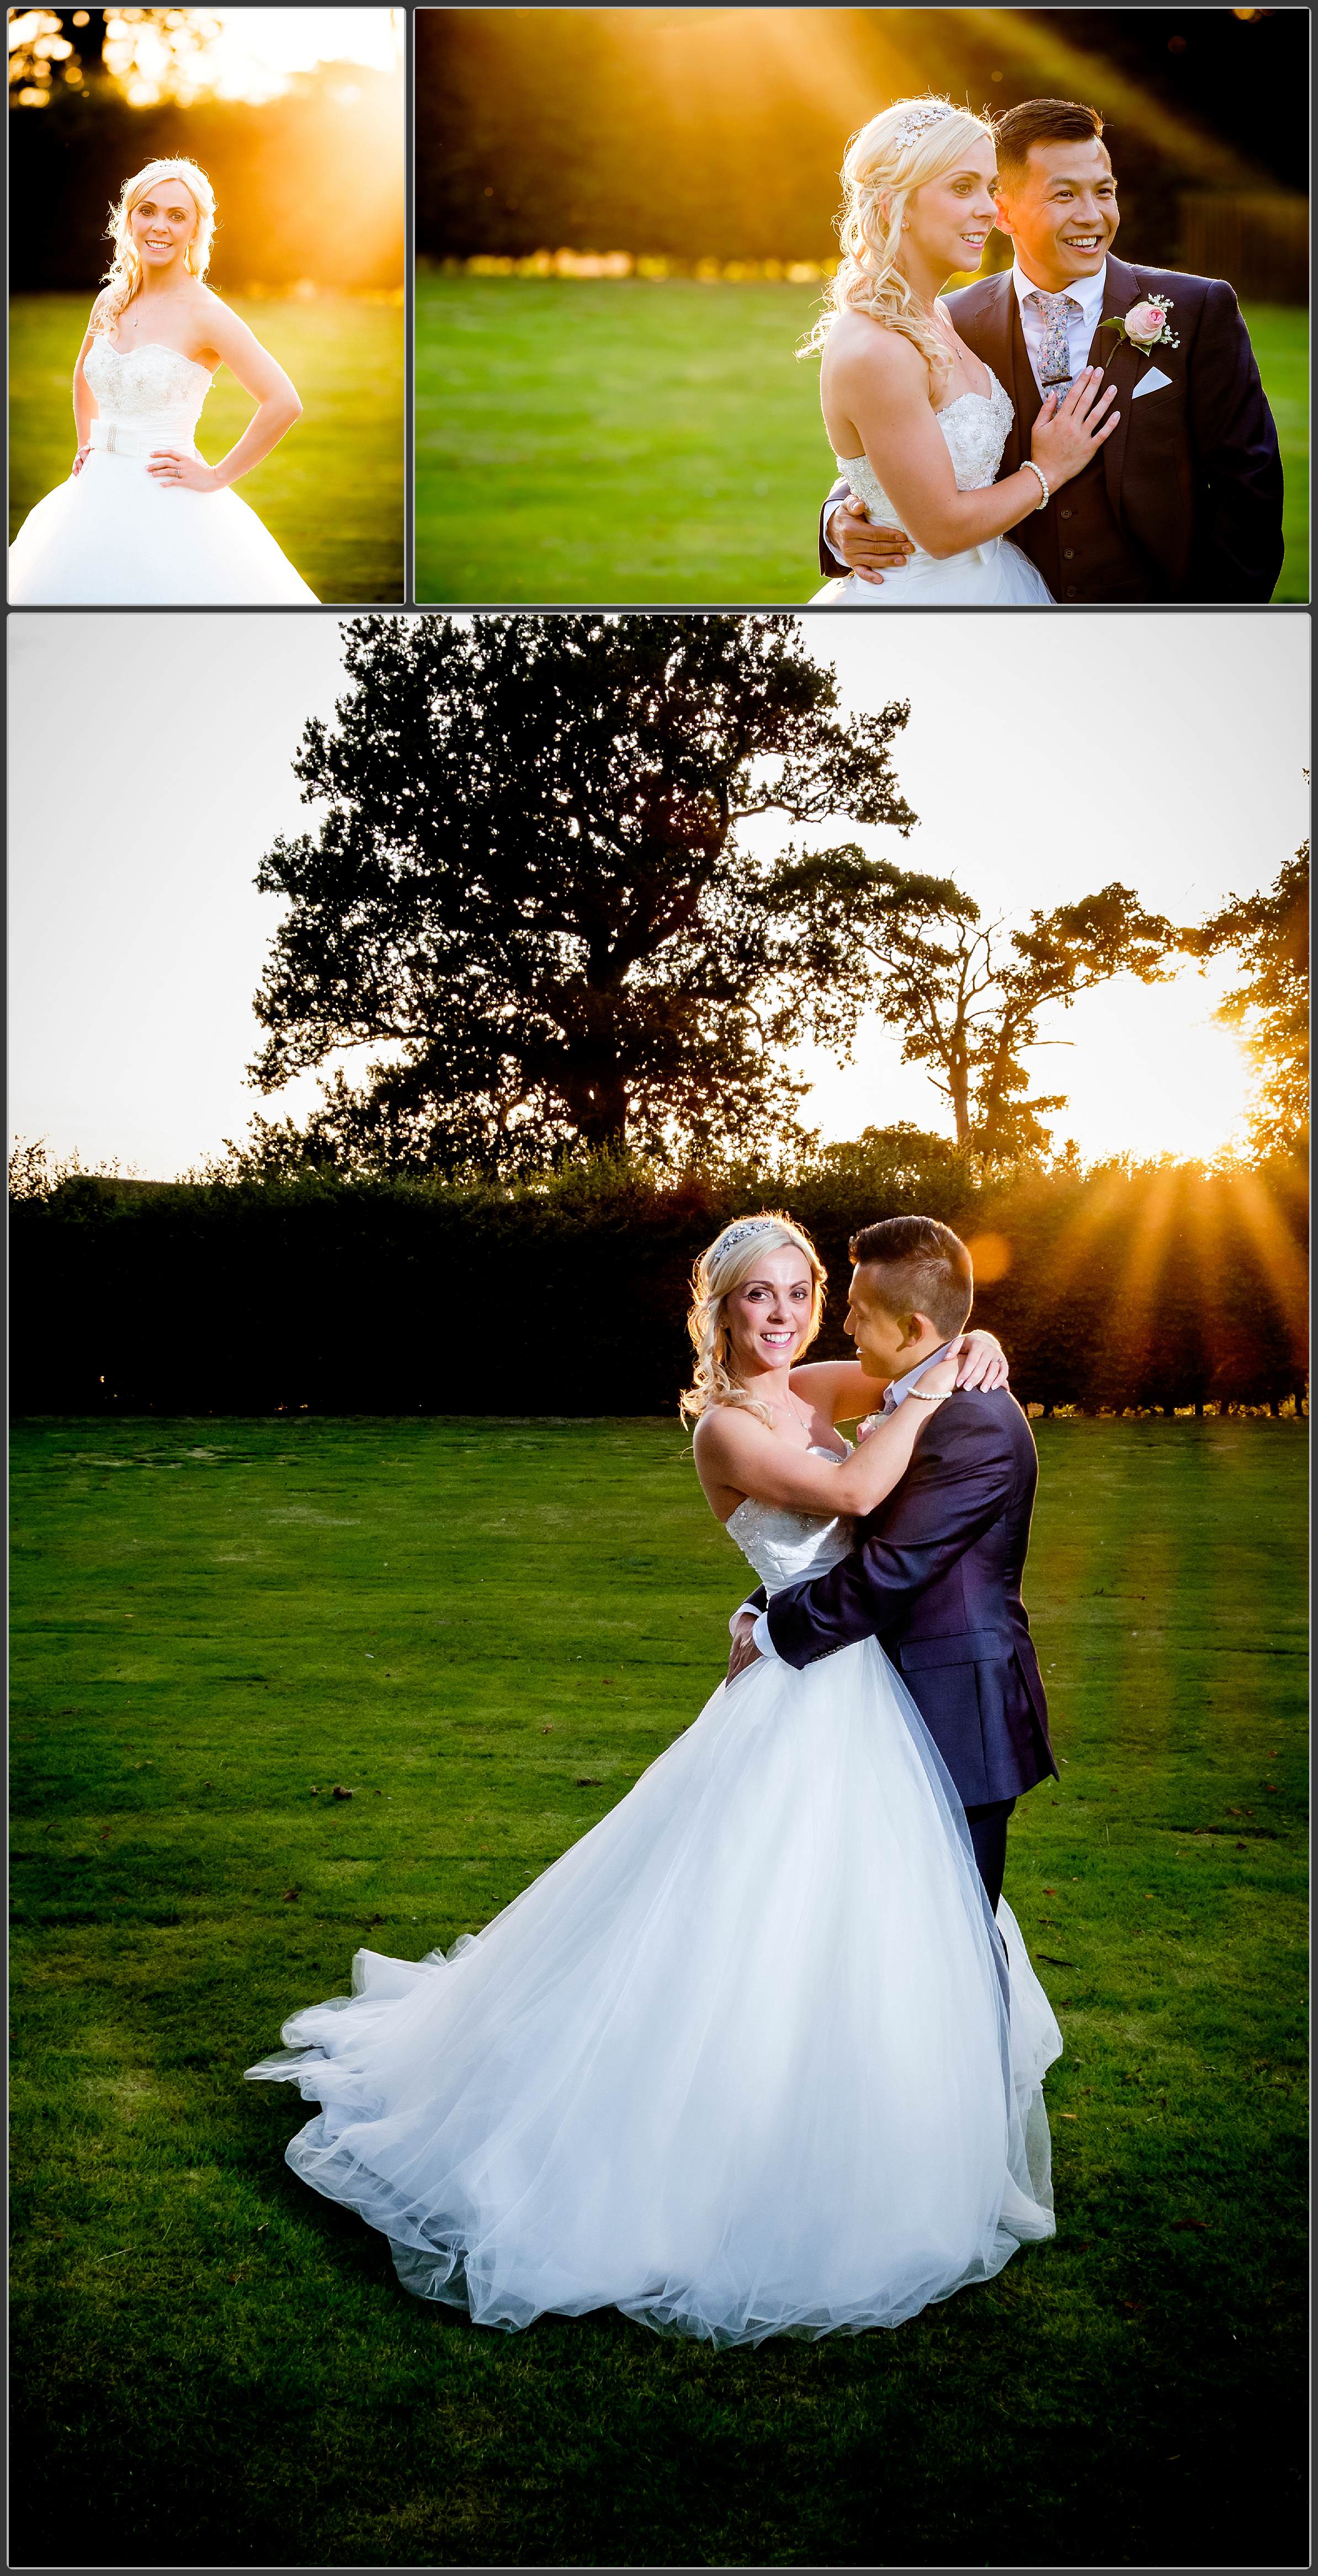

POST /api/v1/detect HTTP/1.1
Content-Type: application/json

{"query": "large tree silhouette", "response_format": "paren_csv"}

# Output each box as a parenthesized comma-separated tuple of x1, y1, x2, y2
(248, 615, 959, 1176)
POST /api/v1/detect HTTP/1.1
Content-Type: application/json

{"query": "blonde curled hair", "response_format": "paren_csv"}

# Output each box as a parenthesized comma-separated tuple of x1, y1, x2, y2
(94, 159, 216, 339)
(681, 1213, 826, 1429)
(803, 97, 996, 381)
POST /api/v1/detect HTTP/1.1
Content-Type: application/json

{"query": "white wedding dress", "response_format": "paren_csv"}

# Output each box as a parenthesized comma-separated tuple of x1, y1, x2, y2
(248, 1453, 1061, 2347)
(8, 339, 317, 605)
(813, 369, 1054, 607)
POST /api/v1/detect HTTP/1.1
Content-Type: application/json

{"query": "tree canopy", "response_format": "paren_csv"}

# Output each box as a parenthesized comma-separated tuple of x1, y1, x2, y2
(249, 614, 960, 1176)
(779, 852, 1177, 1163)
(1184, 831, 1309, 1157)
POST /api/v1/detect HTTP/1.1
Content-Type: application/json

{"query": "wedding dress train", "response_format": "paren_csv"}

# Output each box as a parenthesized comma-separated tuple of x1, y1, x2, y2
(248, 1454, 1061, 2346)
(813, 370, 1054, 607)
(8, 339, 317, 605)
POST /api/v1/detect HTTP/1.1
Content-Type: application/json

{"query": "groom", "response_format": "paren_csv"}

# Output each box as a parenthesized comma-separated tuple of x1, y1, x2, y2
(819, 94, 1284, 603)
(727, 1215, 1056, 1912)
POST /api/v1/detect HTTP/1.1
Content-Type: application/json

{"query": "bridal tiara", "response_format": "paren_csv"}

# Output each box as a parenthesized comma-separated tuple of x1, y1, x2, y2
(891, 99, 956, 151)
(715, 1218, 782, 1254)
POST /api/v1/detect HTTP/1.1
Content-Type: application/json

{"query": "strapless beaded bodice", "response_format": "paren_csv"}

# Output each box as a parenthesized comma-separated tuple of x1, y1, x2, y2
(726, 1446, 854, 1595)
(83, 339, 211, 448)
(838, 371, 1014, 552)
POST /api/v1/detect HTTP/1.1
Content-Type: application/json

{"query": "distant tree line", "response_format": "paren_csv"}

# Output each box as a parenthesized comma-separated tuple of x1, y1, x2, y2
(9, 61, 403, 294)
(9, 1138, 1307, 1418)
(416, 7, 1305, 270)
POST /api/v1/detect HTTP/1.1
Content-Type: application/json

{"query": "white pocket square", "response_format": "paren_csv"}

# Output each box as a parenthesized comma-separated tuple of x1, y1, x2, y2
(1131, 366, 1173, 399)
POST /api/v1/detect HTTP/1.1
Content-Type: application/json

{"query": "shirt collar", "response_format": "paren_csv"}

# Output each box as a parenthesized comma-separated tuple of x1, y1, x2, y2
(1011, 256, 1107, 332)
(883, 1340, 954, 1412)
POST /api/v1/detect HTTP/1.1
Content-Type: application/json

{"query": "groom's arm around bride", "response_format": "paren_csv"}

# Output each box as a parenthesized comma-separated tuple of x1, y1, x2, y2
(735, 1220, 1057, 1845)
(763, 1380, 1056, 1814)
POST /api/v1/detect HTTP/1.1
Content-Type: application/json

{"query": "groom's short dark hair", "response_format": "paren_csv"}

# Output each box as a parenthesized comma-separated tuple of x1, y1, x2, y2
(850, 1216, 974, 1339)
(994, 98, 1106, 182)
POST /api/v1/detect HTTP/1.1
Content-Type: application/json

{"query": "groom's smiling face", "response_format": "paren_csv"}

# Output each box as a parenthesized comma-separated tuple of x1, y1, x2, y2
(992, 136, 1119, 291)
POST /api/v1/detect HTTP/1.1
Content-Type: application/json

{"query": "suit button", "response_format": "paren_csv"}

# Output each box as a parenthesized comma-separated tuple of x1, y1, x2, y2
(1060, 508, 1073, 520)
(1065, 586, 1078, 598)
(1063, 548, 1076, 560)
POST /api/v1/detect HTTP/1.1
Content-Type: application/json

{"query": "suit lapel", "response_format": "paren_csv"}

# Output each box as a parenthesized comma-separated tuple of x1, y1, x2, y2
(1094, 256, 1151, 524)
(953, 274, 1025, 473)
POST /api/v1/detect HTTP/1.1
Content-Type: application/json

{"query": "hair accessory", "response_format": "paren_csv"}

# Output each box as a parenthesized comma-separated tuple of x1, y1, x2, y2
(891, 98, 956, 152)
(716, 1218, 782, 1255)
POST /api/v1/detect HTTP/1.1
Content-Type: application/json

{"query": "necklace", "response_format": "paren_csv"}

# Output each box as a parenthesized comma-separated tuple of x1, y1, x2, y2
(763, 1386, 812, 1442)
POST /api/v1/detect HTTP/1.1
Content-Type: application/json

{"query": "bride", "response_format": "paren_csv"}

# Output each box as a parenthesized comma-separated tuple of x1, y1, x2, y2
(807, 98, 1117, 605)
(9, 158, 317, 605)
(248, 1213, 1061, 2348)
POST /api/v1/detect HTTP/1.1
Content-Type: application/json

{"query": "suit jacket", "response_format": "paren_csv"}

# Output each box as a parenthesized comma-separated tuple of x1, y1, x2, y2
(754, 1389, 1057, 1809)
(819, 256, 1284, 603)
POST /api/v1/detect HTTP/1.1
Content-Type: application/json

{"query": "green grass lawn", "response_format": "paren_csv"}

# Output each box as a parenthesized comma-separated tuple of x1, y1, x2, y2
(9, 293, 404, 603)
(415, 275, 1309, 604)
(10, 1415, 1307, 2568)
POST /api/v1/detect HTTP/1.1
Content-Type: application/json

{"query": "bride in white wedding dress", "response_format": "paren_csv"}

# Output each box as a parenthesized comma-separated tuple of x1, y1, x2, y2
(9, 158, 316, 605)
(807, 98, 1118, 605)
(248, 1214, 1061, 2348)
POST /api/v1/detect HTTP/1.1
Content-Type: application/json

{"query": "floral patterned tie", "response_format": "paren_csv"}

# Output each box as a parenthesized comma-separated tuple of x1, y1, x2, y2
(1028, 290, 1082, 400)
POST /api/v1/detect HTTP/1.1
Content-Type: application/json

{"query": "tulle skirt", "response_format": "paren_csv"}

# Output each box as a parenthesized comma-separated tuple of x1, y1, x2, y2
(812, 532, 1054, 608)
(248, 1636, 1061, 2347)
(8, 446, 317, 605)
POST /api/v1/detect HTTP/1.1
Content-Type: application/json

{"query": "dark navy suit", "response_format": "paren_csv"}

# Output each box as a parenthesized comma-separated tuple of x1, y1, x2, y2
(750, 1390, 1056, 1898)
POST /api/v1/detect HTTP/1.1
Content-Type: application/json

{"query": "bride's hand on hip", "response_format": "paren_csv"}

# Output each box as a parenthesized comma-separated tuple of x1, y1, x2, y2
(148, 449, 222, 493)
(1029, 369, 1119, 488)
(71, 443, 92, 478)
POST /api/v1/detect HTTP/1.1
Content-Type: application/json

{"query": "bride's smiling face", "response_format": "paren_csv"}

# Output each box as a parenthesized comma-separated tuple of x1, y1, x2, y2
(722, 1249, 815, 1379)
(901, 142, 997, 281)
(130, 183, 199, 271)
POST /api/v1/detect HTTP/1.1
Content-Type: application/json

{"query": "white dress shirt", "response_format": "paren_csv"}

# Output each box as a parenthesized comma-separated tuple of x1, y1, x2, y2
(1011, 257, 1107, 397)
(743, 1344, 955, 1662)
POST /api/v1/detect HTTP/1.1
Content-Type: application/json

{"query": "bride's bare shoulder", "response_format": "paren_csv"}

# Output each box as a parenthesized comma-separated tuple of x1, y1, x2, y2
(692, 1404, 730, 1458)
(825, 312, 931, 391)
(692, 1403, 759, 1465)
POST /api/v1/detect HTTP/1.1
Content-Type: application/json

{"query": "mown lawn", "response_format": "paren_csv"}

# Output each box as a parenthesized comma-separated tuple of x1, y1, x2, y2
(9, 1415, 1308, 2569)
(414, 275, 1309, 605)
(9, 292, 404, 603)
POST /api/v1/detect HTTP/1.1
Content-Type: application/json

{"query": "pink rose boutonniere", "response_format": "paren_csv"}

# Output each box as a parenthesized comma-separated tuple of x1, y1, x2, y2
(1101, 294, 1180, 357)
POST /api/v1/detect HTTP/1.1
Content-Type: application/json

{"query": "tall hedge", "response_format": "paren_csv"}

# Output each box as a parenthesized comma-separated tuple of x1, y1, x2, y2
(9, 1140, 1306, 1418)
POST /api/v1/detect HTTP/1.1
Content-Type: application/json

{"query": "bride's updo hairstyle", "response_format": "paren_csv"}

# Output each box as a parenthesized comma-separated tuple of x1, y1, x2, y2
(681, 1214, 826, 1429)
(804, 95, 996, 381)
(94, 159, 217, 338)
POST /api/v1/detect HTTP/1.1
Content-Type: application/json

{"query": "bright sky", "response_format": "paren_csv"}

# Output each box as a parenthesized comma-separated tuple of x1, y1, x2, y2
(98, 8, 403, 104)
(203, 7, 402, 94)
(7, 611, 1309, 1180)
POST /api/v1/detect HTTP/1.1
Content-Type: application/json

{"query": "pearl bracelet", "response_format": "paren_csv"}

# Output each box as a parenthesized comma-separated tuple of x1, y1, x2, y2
(908, 1387, 951, 1403)
(1021, 459, 1050, 512)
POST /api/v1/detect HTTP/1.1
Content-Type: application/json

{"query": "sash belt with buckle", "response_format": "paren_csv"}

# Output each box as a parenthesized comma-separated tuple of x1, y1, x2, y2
(89, 421, 195, 460)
